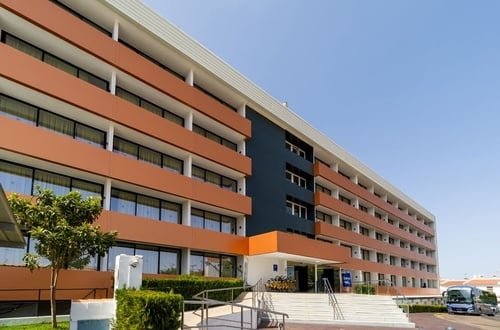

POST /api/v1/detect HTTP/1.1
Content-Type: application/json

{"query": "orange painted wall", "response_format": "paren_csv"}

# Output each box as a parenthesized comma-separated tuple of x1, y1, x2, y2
(248, 231, 350, 263)
(0, 116, 251, 215)
(315, 221, 436, 265)
(314, 162, 435, 236)
(315, 191, 435, 251)
(0, 0, 251, 139)
(97, 211, 249, 255)
(0, 44, 251, 177)
(0, 267, 113, 301)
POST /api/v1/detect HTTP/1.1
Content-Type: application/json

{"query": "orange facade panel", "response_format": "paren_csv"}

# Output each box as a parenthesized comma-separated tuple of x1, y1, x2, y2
(0, 266, 113, 301)
(0, 0, 251, 139)
(248, 231, 350, 263)
(344, 258, 437, 281)
(315, 192, 435, 251)
(0, 44, 251, 176)
(315, 221, 436, 266)
(314, 162, 434, 236)
(98, 211, 249, 256)
(0, 117, 251, 215)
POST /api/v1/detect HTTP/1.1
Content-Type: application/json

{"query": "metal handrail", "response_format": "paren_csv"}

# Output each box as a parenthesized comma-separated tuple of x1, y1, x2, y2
(185, 279, 288, 329)
(183, 298, 288, 330)
(322, 278, 344, 320)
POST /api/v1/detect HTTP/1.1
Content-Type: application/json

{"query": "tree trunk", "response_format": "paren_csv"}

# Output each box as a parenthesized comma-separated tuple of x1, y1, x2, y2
(50, 267, 59, 328)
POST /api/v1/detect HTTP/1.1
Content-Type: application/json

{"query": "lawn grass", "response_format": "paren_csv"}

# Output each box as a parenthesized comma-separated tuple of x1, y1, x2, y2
(1, 322, 69, 329)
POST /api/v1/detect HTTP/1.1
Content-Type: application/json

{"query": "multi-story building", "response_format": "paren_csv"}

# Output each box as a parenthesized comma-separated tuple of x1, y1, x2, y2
(0, 0, 439, 308)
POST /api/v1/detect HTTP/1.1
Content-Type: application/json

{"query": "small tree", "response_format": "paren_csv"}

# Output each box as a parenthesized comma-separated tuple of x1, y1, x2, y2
(8, 187, 117, 328)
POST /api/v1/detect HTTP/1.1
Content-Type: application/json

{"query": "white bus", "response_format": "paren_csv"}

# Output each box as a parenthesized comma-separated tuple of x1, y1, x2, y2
(444, 285, 497, 316)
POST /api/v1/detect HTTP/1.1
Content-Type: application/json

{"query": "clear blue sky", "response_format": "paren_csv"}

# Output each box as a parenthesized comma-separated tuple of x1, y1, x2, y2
(143, 0, 500, 280)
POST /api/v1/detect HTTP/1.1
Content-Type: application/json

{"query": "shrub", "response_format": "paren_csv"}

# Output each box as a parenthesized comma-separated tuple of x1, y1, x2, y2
(408, 304, 447, 313)
(354, 284, 376, 294)
(142, 276, 245, 302)
(114, 289, 182, 330)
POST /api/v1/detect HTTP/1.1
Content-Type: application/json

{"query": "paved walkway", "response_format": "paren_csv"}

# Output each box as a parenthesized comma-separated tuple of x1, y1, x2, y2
(275, 313, 500, 330)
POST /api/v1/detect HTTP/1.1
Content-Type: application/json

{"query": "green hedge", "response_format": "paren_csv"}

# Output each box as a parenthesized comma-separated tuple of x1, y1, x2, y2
(354, 284, 376, 294)
(114, 289, 182, 330)
(408, 304, 447, 313)
(142, 276, 245, 301)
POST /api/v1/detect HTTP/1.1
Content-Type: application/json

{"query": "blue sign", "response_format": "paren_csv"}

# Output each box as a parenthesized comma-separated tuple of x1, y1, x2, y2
(342, 272, 352, 287)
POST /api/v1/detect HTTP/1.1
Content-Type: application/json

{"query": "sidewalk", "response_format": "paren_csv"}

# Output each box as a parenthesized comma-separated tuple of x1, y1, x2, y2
(277, 313, 499, 330)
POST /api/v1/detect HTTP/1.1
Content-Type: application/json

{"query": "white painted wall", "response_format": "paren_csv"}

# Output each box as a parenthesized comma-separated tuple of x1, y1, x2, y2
(246, 256, 287, 286)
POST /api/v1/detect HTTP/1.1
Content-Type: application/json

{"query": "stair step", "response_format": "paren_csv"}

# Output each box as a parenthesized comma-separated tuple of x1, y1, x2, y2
(255, 292, 415, 328)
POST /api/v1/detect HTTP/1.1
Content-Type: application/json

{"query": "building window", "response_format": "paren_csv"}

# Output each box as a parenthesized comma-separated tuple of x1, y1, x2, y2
(190, 252, 236, 277)
(316, 211, 332, 224)
(361, 249, 370, 261)
(0, 160, 103, 198)
(286, 200, 307, 219)
(377, 253, 384, 264)
(110, 188, 181, 223)
(339, 195, 351, 205)
(116, 87, 184, 126)
(375, 232, 383, 241)
(388, 237, 395, 245)
(0, 94, 106, 148)
(374, 212, 382, 219)
(359, 204, 368, 213)
(363, 271, 371, 283)
(285, 141, 305, 158)
(401, 258, 408, 267)
(339, 219, 352, 231)
(2, 32, 108, 91)
(360, 226, 370, 237)
(390, 256, 396, 266)
(286, 170, 306, 188)
(113, 136, 183, 174)
(192, 165, 237, 192)
(378, 273, 385, 285)
(315, 184, 331, 195)
(193, 124, 237, 151)
(190, 208, 236, 234)
(107, 243, 181, 274)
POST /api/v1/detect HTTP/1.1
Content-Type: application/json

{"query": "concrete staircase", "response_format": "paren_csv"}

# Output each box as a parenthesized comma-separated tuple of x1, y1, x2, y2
(257, 292, 415, 328)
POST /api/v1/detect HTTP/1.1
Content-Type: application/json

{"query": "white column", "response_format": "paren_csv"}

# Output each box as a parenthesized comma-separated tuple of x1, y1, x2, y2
(106, 123, 114, 151)
(112, 19, 119, 41)
(185, 111, 194, 130)
(184, 155, 192, 178)
(182, 200, 191, 226)
(103, 178, 112, 211)
(186, 69, 194, 86)
(109, 71, 117, 95)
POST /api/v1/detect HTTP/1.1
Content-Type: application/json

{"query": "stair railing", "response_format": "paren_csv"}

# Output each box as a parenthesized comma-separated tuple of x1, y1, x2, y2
(185, 279, 288, 329)
(322, 278, 344, 320)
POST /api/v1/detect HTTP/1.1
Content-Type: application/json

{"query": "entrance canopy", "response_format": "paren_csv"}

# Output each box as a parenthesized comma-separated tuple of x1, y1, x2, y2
(0, 184, 25, 248)
(248, 231, 349, 265)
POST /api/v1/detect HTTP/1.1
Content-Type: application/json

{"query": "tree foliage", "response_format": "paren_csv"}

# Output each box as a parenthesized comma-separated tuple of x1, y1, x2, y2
(8, 187, 117, 328)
